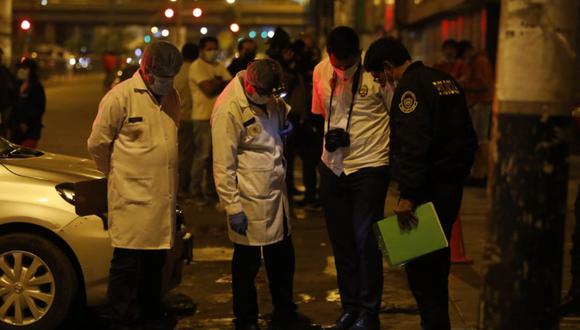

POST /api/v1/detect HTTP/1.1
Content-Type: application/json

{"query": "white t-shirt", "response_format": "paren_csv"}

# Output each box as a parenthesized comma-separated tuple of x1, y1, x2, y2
(312, 58, 392, 176)
(189, 58, 232, 121)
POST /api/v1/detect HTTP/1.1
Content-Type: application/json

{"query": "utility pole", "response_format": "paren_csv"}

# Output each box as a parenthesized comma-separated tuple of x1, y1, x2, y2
(480, 0, 578, 329)
(0, 0, 12, 65)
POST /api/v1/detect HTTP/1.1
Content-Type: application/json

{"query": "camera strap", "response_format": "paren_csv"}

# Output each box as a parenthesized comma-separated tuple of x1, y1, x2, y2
(326, 63, 362, 133)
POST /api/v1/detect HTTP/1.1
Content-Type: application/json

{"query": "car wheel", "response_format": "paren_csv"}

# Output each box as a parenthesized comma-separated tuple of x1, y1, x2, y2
(0, 233, 78, 330)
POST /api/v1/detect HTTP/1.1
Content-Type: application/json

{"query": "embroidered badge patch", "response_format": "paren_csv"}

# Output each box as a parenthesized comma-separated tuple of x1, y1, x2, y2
(247, 123, 262, 137)
(399, 91, 418, 114)
(359, 84, 369, 97)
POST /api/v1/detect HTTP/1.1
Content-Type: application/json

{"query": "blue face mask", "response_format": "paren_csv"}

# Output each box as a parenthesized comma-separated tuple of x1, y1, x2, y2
(150, 74, 174, 96)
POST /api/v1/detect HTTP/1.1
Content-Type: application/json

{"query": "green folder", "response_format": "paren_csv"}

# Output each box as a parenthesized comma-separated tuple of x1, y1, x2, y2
(374, 202, 448, 267)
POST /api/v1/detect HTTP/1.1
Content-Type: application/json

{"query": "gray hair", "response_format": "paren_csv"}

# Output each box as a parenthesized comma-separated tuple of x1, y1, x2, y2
(140, 41, 183, 76)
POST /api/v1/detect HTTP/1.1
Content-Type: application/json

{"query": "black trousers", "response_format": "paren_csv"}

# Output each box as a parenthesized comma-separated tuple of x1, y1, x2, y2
(178, 120, 195, 194)
(319, 164, 390, 315)
(284, 116, 323, 200)
(107, 248, 167, 326)
(404, 183, 464, 330)
(232, 236, 297, 325)
(569, 184, 580, 294)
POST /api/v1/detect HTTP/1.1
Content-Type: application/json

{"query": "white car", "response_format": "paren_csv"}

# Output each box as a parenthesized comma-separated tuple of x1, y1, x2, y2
(0, 138, 191, 329)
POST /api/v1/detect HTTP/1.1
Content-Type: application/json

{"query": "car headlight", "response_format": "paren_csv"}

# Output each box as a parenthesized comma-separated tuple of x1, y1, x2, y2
(55, 182, 76, 205)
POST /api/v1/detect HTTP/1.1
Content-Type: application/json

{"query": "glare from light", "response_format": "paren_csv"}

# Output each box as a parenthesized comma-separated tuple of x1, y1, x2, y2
(38, 198, 49, 203)
(164, 8, 175, 18)
(267, 30, 275, 38)
(230, 23, 240, 33)
(170, 0, 177, 2)
(226, 0, 236, 3)
(248, 30, 257, 38)
(69, 58, 76, 66)
(135, 48, 142, 57)
(126, 57, 133, 64)
(161, 29, 170, 37)
(151, 26, 159, 34)
(20, 20, 31, 30)
(144, 35, 152, 43)
(31, 52, 38, 59)
(193, 8, 203, 18)
(138, 59, 142, 65)
(40, 0, 48, 6)
(261, 31, 268, 39)
(200, 27, 208, 35)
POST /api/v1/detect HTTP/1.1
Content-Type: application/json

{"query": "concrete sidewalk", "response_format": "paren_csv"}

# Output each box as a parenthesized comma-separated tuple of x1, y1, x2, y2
(173, 155, 580, 329)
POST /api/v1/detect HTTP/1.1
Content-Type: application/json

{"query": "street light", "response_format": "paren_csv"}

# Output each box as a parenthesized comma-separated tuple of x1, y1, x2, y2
(230, 23, 240, 33)
(200, 27, 208, 35)
(20, 20, 31, 31)
(161, 29, 170, 37)
(192, 8, 203, 18)
(164, 8, 175, 18)
(226, 0, 236, 3)
(41, 0, 48, 6)
(151, 26, 159, 34)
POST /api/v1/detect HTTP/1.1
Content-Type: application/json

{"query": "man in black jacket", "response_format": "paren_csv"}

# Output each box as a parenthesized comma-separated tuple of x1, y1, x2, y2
(364, 37, 477, 330)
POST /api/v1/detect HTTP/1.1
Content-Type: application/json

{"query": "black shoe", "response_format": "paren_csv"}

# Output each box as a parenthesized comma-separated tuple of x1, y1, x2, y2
(325, 311, 358, 330)
(347, 312, 379, 330)
(560, 293, 580, 316)
(270, 312, 320, 330)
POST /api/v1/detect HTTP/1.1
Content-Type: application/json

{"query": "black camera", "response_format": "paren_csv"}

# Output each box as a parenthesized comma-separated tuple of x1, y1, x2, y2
(324, 128, 350, 152)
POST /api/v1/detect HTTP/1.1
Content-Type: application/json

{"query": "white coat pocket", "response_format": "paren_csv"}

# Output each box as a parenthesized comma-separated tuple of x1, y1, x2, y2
(120, 176, 153, 205)
(124, 122, 150, 148)
(237, 167, 272, 199)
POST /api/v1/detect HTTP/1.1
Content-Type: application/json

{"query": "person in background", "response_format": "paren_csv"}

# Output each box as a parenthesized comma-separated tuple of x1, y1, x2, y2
(10, 58, 45, 149)
(364, 37, 477, 330)
(212, 59, 301, 330)
(174, 42, 199, 198)
(228, 38, 258, 77)
(433, 39, 466, 81)
(87, 41, 183, 330)
(189, 36, 232, 205)
(458, 40, 494, 187)
(0, 47, 17, 139)
(312, 26, 392, 330)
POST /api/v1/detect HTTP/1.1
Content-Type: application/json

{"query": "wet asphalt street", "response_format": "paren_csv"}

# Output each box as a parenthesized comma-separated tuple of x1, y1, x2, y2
(42, 74, 580, 329)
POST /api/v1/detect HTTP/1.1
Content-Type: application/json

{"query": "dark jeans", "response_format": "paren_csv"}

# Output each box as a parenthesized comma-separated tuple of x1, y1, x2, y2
(107, 248, 167, 326)
(404, 183, 464, 330)
(232, 236, 297, 326)
(178, 120, 195, 194)
(285, 116, 323, 200)
(570, 184, 580, 294)
(319, 164, 390, 315)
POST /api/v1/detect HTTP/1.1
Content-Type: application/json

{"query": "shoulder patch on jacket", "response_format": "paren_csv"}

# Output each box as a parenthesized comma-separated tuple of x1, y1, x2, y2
(399, 91, 418, 114)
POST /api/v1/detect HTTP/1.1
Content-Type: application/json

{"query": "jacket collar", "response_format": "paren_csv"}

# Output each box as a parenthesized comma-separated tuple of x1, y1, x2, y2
(402, 61, 424, 79)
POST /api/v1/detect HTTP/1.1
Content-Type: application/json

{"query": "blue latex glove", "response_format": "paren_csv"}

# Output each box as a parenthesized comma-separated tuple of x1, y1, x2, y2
(279, 120, 293, 137)
(229, 212, 248, 236)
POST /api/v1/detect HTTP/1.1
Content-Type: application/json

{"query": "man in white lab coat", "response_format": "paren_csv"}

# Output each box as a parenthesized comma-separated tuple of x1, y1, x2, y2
(212, 59, 297, 330)
(87, 41, 182, 330)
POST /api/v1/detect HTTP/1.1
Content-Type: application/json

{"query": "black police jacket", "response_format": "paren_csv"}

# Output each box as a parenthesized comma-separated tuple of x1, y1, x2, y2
(390, 61, 478, 201)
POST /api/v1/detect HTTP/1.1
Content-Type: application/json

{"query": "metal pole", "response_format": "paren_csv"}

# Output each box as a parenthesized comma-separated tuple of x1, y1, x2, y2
(480, 0, 578, 329)
(0, 0, 12, 65)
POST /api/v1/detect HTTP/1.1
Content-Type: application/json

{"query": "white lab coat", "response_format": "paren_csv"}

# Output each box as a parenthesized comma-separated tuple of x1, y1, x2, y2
(87, 71, 180, 249)
(211, 72, 291, 246)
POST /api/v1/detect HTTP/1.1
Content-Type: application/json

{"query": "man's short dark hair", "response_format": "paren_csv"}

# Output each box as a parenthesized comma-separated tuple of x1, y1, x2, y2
(364, 37, 411, 72)
(199, 36, 218, 50)
(182, 42, 199, 61)
(457, 39, 473, 58)
(237, 38, 256, 52)
(326, 26, 359, 60)
(442, 39, 458, 50)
